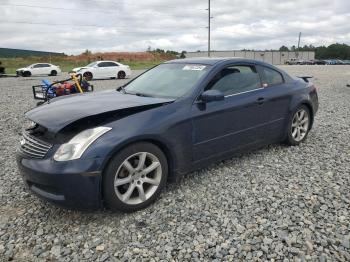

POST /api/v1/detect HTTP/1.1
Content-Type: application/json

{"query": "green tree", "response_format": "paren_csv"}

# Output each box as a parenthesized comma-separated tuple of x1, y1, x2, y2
(314, 43, 350, 59)
(82, 49, 92, 55)
(180, 51, 187, 58)
(279, 45, 289, 51)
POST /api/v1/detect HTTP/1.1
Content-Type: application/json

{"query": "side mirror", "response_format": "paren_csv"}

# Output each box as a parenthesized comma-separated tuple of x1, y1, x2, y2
(200, 90, 224, 103)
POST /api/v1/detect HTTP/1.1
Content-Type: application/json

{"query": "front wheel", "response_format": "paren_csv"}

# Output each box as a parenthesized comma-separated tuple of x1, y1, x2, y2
(285, 105, 311, 146)
(50, 70, 57, 76)
(83, 72, 93, 81)
(23, 71, 31, 77)
(103, 142, 168, 212)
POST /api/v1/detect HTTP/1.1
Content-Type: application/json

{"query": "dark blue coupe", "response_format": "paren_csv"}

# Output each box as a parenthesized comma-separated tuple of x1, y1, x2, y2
(17, 58, 319, 211)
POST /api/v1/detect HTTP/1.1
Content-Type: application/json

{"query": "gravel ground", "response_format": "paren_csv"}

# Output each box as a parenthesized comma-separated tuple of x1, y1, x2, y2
(0, 65, 349, 261)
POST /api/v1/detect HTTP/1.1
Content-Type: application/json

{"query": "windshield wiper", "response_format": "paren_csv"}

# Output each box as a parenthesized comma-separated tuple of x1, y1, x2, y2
(116, 87, 153, 97)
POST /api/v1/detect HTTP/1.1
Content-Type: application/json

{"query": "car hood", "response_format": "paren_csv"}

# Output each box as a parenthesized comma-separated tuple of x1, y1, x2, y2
(26, 90, 174, 133)
(17, 67, 28, 71)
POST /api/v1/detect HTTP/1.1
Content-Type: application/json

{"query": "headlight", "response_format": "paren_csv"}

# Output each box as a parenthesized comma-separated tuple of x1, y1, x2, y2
(24, 119, 37, 131)
(54, 126, 112, 162)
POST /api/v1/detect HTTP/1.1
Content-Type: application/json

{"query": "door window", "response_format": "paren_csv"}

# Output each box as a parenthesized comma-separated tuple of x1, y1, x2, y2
(33, 64, 50, 68)
(98, 62, 108, 67)
(261, 67, 284, 86)
(98, 62, 117, 67)
(106, 62, 118, 67)
(206, 65, 261, 96)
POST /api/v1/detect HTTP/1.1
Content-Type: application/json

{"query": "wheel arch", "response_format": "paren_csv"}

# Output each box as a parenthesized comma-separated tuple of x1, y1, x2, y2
(289, 97, 315, 129)
(23, 70, 32, 76)
(298, 101, 314, 129)
(283, 99, 315, 142)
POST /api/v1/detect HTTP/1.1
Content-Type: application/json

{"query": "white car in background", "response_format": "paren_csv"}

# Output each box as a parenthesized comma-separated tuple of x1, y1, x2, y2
(16, 63, 61, 77)
(72, 61, 132, 80)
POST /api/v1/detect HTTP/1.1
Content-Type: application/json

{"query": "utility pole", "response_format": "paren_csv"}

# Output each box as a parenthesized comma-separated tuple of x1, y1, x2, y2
(296, 32, 301, 58)
(208, 0, 211, 57)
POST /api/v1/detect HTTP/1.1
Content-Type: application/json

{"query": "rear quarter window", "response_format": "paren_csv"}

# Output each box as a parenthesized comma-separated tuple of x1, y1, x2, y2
(261, 66, 284, 86)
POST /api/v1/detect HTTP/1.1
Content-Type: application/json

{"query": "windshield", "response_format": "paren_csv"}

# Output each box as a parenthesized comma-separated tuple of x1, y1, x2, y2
(124, 63, 210, 98)
(86, 62, 97, 67)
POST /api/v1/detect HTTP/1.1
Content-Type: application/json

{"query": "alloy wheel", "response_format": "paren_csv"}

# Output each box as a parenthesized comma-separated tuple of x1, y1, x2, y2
(291, 109, 310, 142)
(114, 152, 162, 205)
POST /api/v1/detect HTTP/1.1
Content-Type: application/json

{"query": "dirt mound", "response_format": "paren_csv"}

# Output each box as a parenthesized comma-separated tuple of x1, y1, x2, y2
(66, 52, 175, 62)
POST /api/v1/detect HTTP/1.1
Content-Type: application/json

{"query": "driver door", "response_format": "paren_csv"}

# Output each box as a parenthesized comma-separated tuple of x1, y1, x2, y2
(191, 64, 270, 162)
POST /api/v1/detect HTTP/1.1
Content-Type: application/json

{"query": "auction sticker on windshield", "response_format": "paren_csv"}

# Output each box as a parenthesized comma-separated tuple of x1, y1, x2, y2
(182, 65, 206, 71)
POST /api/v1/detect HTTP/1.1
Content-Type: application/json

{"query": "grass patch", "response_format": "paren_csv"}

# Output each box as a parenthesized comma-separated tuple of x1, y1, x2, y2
(1, 57, 164, 74)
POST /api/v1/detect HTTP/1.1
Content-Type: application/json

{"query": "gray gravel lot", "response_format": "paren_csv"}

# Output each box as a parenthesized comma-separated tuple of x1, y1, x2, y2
(0, 66, 349, 261)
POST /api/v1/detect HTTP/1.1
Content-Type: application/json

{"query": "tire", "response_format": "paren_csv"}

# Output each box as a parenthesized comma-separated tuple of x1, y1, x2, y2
(83, 72, 93, 81)
(118, 71, 126, 79)
(285, 105, 311, 146)
(50, 70, 57, 76)
(23, 71, 31, 77)
(103, 142, 168, 212)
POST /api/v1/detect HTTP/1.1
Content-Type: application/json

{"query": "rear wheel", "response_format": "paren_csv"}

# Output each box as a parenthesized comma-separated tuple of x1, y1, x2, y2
(285, 105, 311, 146)
(103, 142, 168, 212)
(118, 71, 126, 79)
(83, 72, 93, 81)
(50, 70, 57, 76)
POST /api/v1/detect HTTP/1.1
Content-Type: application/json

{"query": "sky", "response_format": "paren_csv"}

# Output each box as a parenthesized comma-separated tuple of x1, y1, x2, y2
(0, 0, 350, 54)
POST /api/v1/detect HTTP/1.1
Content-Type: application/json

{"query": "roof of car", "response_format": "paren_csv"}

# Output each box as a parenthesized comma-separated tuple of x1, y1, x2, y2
(167, 57, 256, 65)
(166, 57, 293, 81)
(95, 61, 119, 63)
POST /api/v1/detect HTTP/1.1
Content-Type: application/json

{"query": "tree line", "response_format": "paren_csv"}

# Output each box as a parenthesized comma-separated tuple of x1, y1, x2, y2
(147, 43, 350, 60)
(279, 43, 350, 60)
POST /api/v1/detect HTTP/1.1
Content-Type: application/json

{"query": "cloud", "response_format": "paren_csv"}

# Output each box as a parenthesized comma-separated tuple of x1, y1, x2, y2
(0, 0, 349, 54)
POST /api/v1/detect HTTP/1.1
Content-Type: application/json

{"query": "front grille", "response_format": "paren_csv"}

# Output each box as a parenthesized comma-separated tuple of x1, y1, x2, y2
(20, 132, 53, 159)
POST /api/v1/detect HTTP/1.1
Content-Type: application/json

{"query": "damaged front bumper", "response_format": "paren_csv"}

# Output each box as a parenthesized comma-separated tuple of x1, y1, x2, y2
(16, 154, 104, 209)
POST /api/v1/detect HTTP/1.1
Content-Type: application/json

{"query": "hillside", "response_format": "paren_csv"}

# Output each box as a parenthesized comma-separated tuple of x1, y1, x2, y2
(0, 48, 64, 58)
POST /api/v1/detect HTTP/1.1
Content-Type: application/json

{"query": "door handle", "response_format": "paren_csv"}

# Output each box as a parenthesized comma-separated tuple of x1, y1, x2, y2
(256, 97, 265, 105)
